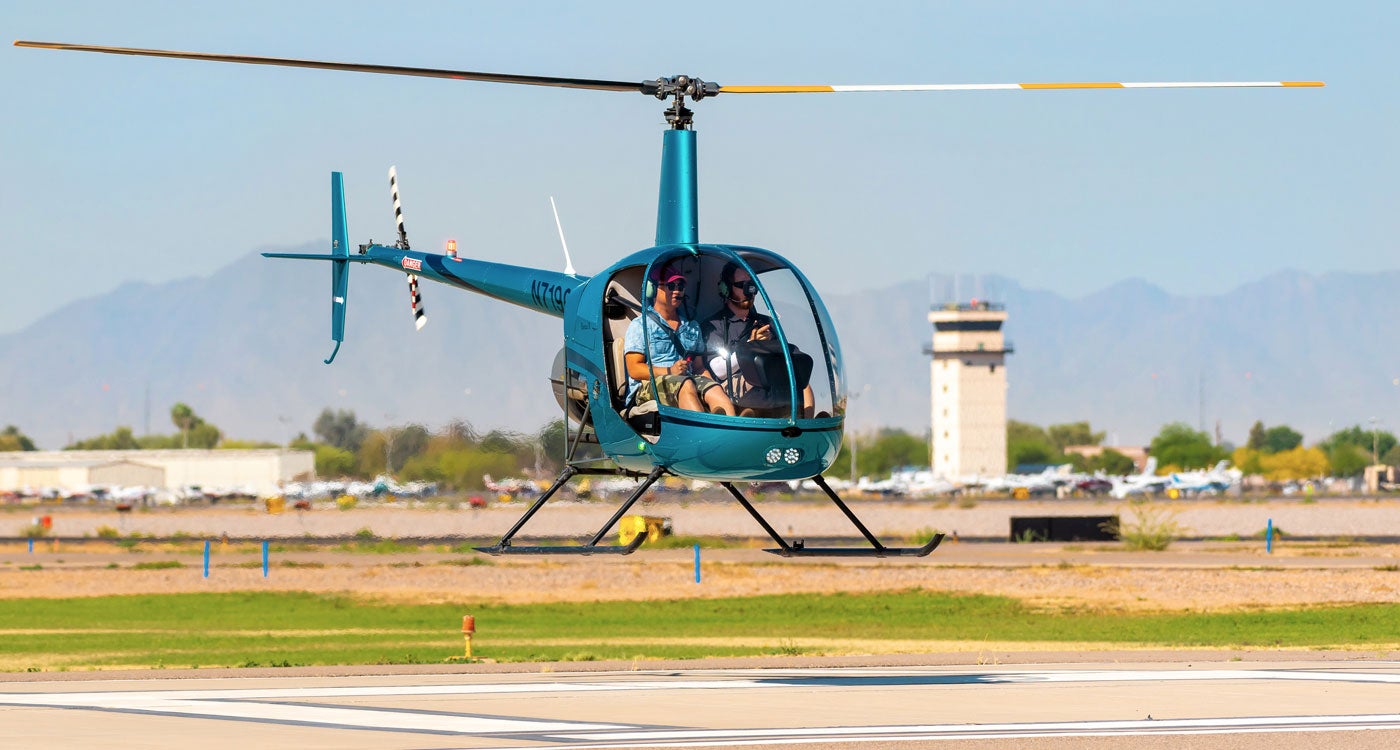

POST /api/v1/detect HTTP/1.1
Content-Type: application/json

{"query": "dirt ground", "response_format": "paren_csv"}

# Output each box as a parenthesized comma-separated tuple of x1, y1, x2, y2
(1, 500, 1398, 612)
(2, 539, 1397, 613)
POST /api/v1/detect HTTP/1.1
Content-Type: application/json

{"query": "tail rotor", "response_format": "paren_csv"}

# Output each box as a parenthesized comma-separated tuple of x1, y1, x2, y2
(389, 166, 427, 331)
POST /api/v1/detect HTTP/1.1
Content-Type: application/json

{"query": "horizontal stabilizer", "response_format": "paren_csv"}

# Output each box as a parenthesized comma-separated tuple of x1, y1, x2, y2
(261, 252, 366, 261)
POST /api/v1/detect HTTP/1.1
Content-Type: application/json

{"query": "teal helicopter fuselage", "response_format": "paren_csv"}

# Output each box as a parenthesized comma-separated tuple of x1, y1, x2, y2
(270, 129, 846, 482)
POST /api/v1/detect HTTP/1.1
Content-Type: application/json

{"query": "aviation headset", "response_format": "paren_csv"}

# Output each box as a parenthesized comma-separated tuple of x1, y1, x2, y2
(643, 262, 682, 300)
(718, 261, 757, 301)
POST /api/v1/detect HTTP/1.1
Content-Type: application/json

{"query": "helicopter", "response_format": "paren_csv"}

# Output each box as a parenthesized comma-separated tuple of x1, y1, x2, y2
(15, 41, 1322, 557)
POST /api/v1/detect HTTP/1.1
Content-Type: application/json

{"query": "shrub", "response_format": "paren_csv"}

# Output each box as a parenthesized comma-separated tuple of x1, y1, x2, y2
(133, 560, 185, 570)
(1107, 505, 1186, 551)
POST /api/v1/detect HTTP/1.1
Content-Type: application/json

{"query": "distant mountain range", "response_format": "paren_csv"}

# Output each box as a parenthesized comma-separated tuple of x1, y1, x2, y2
(3, 246, 1397, 450)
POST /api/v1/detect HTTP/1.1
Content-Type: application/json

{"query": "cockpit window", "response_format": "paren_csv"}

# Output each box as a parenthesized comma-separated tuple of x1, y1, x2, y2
(612, 248, 843, 427)
(695, 250, 841, 420)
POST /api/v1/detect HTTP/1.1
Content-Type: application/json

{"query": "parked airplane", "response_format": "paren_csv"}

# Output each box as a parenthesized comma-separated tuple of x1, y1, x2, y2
(971, 464, 1073, 496)
(1109, 457, 1171, 498)
(1167, 460, 1242, 496)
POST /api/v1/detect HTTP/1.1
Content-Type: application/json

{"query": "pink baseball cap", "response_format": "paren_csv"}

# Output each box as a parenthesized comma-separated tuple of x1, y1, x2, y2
(649, 264, 684, 283)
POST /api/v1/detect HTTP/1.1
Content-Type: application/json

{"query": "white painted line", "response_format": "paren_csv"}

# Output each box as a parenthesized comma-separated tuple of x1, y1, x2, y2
(467, 724, 1400, 749)
(6, 667, 1400, 741)
(7, 667, 1400, 708)
(559, 713, 1400, 742)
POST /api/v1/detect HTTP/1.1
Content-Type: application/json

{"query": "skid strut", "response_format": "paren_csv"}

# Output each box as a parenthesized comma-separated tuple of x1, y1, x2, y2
(724, 475, 943, 557)
(476, 466, 665, 555)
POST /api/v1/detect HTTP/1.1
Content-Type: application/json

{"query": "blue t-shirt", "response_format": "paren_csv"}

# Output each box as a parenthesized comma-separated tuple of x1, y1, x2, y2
(624, 310, 703, 403)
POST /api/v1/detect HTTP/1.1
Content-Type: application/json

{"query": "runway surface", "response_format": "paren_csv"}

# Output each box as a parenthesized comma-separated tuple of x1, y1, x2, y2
(4, 660, 1400, 749)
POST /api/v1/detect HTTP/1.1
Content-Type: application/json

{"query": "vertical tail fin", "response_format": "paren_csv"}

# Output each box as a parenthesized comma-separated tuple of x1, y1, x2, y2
(327, 172, 351, 363)
(261, 171, 354, 364)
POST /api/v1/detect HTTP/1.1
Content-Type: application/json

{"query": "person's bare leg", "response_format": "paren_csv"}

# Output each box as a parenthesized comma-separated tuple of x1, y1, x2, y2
(704, 387, 734, 415)
(676, 380, 703, 412)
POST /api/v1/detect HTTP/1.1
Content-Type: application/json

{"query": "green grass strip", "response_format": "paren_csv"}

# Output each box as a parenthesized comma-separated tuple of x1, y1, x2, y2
(0, 590, 1397, 671)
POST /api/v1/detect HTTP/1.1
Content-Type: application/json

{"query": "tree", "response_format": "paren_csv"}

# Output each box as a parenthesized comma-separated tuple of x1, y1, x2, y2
(313, 408, 371, 453)
(0, 425, 37, 451)
(1246, 421, 1267, 451)
(1260, 446, 1330, 481)
(290, 434, 358, 477)
(480, 429, 526, 456)
(1047, 422, 1105, 451)
(1008, 420, 1051, 446)
(1006, 420, 1062, 471)
(1322, 425, 1398, 465)
(1383, 444, 1400, 467)
(66, 426, 141, 450)
(1008, 439, 1059, 470)
(862, 429, 927, 476)
(170, 403, 195, 448)
(1091, 448, 1136, 475)
(1149, 422, 1225, 470)
(1261, 425, 1303, 454)
(168, 402, 220, 449)
(386, 424, 430, 474)
(1327, 443, 1368, 477)
(1231, 447, 1265, 476)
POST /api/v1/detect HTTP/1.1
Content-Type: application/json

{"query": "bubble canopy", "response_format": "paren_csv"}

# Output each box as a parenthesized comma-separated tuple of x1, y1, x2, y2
(637, 245, 846, 423)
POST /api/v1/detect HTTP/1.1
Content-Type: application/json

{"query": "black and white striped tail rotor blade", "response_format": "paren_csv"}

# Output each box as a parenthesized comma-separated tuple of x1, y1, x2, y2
(408, 274, 427, 331)
(389, 166, 408, 248)
(388, 166, 426, 331)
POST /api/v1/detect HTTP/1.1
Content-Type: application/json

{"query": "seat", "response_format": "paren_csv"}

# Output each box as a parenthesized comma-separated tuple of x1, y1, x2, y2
(603, 290, 661, 436)
(613, 336, 660, 434)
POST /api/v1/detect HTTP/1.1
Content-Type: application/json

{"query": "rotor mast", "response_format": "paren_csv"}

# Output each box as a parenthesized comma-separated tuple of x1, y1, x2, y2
(646, 76, 717, 245)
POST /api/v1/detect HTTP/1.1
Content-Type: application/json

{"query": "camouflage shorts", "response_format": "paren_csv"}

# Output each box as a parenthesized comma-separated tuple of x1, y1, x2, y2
(634, 374, 721, 407)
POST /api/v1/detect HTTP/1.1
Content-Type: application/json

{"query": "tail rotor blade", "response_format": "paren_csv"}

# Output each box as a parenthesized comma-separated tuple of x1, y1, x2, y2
(389, 166, 408, 248)
(408, 274, 427, 331)
(388, 165, 426, 331)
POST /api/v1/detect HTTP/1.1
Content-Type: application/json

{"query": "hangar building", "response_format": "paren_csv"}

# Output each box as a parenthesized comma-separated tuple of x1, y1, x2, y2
(0, 450, 314, 496)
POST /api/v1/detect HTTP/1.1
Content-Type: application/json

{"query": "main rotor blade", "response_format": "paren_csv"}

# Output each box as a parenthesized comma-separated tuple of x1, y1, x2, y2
(14, 41, 645, 93)
(720, 80, 1324, 93)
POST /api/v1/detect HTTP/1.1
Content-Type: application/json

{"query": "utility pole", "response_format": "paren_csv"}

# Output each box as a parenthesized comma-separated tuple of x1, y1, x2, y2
(1370, 416, 1380, 465)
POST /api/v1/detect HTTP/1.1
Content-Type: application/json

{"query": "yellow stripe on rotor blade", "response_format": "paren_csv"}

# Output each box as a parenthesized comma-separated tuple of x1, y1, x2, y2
(1019, 82, 1125, 89)
(719, 85, 836, 93)
(1281, 81, 1326, 87)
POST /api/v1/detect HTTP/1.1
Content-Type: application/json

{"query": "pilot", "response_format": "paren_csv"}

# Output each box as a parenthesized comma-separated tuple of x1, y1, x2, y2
(703, 262, 814, 418)
(624, 263, 734, 415)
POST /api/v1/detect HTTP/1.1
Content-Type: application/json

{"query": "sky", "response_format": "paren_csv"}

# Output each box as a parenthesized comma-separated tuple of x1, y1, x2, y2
(1, 1, 1393, 335)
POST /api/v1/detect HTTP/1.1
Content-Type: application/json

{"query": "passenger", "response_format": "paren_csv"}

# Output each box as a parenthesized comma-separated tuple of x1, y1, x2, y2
(624, 263, 735, 415)
(703, 262, 814, 418)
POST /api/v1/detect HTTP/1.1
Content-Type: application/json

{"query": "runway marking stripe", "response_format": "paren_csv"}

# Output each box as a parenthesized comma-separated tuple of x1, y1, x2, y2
(6, 668, 1398, 740)
(560, 713, 1400, 742)
(487, 724, 1400, 749)
(8, 668, 1400, 707)
(0, 693, 629, 734)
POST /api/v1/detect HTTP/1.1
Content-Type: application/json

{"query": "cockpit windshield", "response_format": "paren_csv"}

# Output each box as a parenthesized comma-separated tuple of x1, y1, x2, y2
(630, 247, 844, 421)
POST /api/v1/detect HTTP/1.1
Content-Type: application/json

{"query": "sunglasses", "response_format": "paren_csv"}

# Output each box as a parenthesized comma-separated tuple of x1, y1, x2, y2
(662, 279, 687, 292)
(733, 281, 759, 296)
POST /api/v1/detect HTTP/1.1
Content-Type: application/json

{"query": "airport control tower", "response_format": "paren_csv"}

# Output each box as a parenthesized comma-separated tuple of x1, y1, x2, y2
(926, 301, 1012, 479)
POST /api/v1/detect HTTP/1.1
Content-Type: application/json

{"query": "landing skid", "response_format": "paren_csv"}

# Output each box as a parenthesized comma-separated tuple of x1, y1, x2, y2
(724, 475, 943, 558)
(476, 466, 665, 555)
(477, 467, 941, 558)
